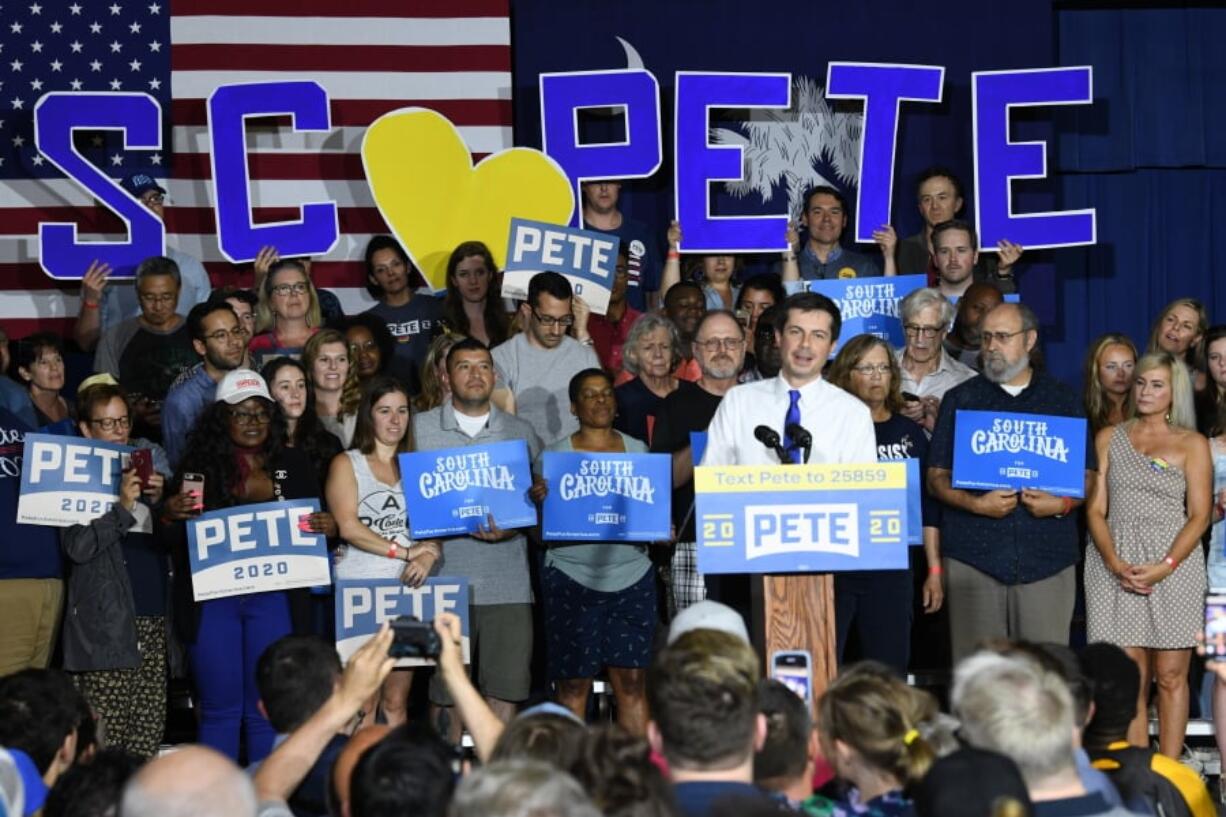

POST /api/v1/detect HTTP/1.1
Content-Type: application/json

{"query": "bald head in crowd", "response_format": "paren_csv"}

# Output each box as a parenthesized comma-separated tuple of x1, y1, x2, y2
(120, 746, 257, 817)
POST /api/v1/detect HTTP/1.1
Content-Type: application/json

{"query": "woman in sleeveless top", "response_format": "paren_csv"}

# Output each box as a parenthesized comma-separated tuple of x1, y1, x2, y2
(326, 376, 440, 726)
(1085, 352, 1211, 758)
(1200, 328, 1226, 786)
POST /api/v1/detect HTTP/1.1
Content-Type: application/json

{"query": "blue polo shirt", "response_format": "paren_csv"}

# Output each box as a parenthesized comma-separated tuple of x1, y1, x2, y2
(928, 371, 1095, 585)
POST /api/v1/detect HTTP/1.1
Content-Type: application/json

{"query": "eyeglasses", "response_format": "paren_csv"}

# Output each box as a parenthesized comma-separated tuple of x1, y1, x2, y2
(88, 416, 131, 431)
(852, 364, 891, 376)
(230, 409, 272, 426)
(271, 282, 309, 296)
(532, 309, 574, 328)
(141, 193, 165, 206)
(694, 337, 746, 352)
(904, 324, 944, 338)
(203, 327, 247, 343)
(138, 292, 177, 305)
(981, 329, 1026, 346)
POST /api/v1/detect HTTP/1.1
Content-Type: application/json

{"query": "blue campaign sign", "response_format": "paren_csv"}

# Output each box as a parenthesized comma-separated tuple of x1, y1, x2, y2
(903, 458, 922, 546)
(952, 410, 1088, 498)
(18, 433, 130, 527)
(501, 217, 620, 314)
(335, 578, 470, 667)
(807, 275, 927, 349)
(690, 431, 708, 466)
(401, 440, 538, 538)
(541, 452, 671, 541)
(695, 462, 909, 574)
(187, 499, 331, 601)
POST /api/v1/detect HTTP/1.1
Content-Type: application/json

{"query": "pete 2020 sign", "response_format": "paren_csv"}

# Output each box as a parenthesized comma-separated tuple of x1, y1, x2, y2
(33, 64, 1095, 284)
(503, 219, 619, 315)
(17, 433, 151, 531)
(335, 578, 470, 667)
(695, 462, 909, 574)
(399, 440, 537, 538)
(187, 499, 331, 601)
(952, 410, 1088, 498)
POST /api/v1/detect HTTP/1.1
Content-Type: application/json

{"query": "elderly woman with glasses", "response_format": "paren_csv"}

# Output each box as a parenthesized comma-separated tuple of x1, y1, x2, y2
(827, 334, 943, 674)
(163, 369, 334, 762)
(613, 314, 682, 445)
(895, 288, 975, 434)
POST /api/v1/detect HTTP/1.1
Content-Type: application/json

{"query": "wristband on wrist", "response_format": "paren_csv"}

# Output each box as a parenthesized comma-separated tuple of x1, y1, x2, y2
(1054, 496, 1074, 518)
(928, 564, 942, 576)
(82, 299, 100, 310)
(782, 252, 796, 261)
(666, 250, 680, 260)
(386, 544, 399, 560)
(1164, 555, 1178, 570)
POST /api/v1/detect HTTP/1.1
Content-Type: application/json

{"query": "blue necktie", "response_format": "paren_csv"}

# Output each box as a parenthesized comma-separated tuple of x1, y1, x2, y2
(783, 389, 802, 464)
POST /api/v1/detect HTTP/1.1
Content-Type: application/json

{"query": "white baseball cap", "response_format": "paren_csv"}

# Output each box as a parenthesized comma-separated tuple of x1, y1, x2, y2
(667, 600, 751, 645)
(215, 369, 271, 405)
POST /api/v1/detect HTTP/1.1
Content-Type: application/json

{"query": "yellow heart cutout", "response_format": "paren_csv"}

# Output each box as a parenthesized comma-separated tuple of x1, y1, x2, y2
(362, 108, 576, 292)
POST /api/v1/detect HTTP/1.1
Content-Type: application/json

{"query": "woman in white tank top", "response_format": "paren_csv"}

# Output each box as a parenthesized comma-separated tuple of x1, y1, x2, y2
(326, 376, 440, 726)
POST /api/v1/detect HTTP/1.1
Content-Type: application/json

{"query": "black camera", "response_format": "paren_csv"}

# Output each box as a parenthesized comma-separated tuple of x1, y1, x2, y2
(389, 615, 442, 659)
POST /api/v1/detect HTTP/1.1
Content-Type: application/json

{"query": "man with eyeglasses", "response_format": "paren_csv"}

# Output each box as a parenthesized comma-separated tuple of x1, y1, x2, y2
(94, 256, 199, 442)
(896, 288, 975, 434)
(928, 302, 1095, 660)
(72, 174, 213, 353)
(651, 310, 750, 613)
(162, 301, 248, 468)
(491, 272, 599, 444)
(704, 291, 875, 468)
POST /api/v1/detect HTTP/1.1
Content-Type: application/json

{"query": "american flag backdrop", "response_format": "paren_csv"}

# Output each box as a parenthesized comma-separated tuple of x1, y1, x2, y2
(0, 0, 512, 338)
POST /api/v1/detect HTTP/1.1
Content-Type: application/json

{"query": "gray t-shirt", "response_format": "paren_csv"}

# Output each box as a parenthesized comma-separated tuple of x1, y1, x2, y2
(492, 333, 600, 445)
(542, 431, 653, 593)
(412, 403, 542, 606)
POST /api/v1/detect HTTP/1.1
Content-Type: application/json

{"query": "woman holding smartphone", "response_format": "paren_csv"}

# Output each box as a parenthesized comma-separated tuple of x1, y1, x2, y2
(165, 368, 336, 762)
(61, 381, 170, 758)
(326, 375, 437, 727)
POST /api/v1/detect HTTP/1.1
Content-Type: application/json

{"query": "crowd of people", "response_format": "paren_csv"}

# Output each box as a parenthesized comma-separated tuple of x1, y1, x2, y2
(0, 168, 1224, 817)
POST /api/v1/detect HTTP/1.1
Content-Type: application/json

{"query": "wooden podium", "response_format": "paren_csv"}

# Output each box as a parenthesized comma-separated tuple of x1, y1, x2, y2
(753, 573, 837, 710)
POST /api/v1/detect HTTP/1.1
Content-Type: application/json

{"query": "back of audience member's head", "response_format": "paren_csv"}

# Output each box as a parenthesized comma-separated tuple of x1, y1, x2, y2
(44, 747, 142, 817)
(450, 761, 601, 817)
(255, 634, 343, 733)
(121, 745, 257, 817)
(753, 680, 812, 790)
(567, 726, 678, 817)
(834, 661, 956, 756)
(646, 629, 760, 771)
(817, 668, 934, 790)
(490, 713, 586, 768)
(350, 722, 456, 817)
(914, 747, 1032, 817)
(1001, 642, 1093, 730)
(1078, 642, 1141, 749)
(951, 650, 1076, 790)
(0, 669, 84, 780)
(329, 725, 391, 817)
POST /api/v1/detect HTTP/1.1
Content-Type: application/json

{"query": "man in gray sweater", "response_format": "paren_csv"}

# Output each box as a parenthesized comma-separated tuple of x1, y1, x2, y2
(413, 337, 544, 737)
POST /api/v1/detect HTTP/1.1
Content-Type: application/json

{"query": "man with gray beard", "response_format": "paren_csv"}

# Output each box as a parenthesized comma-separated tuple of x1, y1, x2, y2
(651, 310, 748, 615)
(927, 303, 1095, 660)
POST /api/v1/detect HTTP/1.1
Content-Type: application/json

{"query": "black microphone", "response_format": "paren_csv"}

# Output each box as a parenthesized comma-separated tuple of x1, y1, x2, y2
(754, 425, 790, 464)
(785, 423, 813, 464)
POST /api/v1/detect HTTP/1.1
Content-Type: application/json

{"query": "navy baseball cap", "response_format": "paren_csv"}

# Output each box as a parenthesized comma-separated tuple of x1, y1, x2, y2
(120, 173, 166, 199)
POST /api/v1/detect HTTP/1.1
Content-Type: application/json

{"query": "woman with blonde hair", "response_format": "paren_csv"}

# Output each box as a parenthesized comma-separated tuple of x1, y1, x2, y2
(414, 332, 461, 413)
(1082, 333, 1137, 436)
(303, 328, 362, 447)
(248, 259, 323, 370)
(1084, 351, 1211, 757)
(813, 668, 935, 816)
(1148, 298, 1208, 380)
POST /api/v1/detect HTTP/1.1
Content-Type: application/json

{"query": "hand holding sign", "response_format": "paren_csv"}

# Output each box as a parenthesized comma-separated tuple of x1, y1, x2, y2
(975, 489, 1020, 519)
(337, 623, 396, 714)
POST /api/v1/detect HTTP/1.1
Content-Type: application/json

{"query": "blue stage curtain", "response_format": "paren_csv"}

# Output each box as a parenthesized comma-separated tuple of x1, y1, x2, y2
(1050, 5, 1226, 385)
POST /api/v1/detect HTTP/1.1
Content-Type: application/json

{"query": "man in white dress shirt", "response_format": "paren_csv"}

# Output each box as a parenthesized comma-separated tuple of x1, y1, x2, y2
(703, 291, 876, 467)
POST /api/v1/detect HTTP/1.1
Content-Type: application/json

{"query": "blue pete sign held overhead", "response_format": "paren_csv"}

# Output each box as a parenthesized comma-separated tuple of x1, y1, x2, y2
(33, 65, 1097, 279)
(502, 218, 619, 315)
(335, 578, 470, 668)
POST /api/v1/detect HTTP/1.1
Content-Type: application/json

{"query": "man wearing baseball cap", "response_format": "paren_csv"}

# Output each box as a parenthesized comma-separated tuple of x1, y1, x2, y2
(73, 173, 213, 352)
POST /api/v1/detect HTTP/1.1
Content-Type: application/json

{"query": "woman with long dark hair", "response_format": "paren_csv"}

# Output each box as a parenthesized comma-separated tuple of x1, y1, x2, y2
(442, 241, 509, 348)
(165, 369, 335, 762)
(326, 375, 438, 726)
(340, 313, 396, 385)
(261, 356, 343, 491)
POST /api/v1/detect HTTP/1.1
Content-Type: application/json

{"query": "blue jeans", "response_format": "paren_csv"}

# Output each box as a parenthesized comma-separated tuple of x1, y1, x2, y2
(188, 592, 291, 761)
